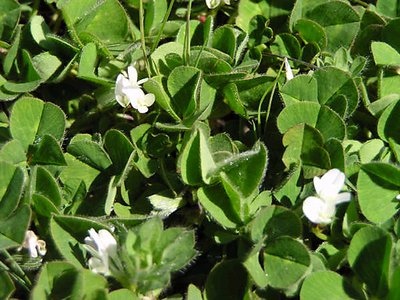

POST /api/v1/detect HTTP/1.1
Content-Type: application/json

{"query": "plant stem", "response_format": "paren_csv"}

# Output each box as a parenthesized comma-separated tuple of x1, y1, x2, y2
(184, 0, 193, 65)
(151, 0, 175, 53)
(139, 0, 151, 77)
(350, 0, 369, 7)
(263, 60, 285, 134)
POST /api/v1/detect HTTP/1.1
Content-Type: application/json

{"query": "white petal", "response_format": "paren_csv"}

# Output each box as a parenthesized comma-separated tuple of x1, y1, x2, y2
(335, 192, 351, 204)
(137, 78, 148, 85)
(137, 105, 149, 113)
(303, 196, 334, 224)
(315, 169, 345, 200)
(223, 0, 230, 4)
(396, 194, 400, 200)
(127, 66, 138, 85)
(88, 257, 109, 275)
(284, 57, 294, 81)
(36, 240, 47, 256)
(97, 229, 117, 253)
(115, 75, 130, 107)
(206, 0, 220, 9)
(143, 93, 155, 106)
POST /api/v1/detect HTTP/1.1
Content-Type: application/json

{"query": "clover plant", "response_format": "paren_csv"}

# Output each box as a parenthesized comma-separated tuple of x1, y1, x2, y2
(1, 0, 400, 299)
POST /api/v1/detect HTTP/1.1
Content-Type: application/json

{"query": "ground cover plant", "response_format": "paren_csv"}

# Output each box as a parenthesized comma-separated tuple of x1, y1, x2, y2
(1, 0, 400, 299)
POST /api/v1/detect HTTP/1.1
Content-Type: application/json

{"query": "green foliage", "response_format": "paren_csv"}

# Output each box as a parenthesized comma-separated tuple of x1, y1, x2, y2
(1, 0, 400, 298)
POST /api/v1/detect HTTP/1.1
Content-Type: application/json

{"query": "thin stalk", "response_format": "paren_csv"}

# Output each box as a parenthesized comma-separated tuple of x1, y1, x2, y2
(139, 0, 151, 77)
(263, 60, 285, 134)
(31, 0, 40, 18)
(151, 0, 175, 53)
(159, 159, 177, 197)
(263, 52, 318, 70)
(184, 0, 193, 65)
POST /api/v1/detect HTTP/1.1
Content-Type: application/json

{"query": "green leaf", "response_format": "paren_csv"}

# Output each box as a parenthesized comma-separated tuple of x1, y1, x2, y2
(179, 123, 216, 185)
(348, 226, 392, 297)
(277, 102, 346, 141)
(109, 289, 139, 300)
(248, 205, 302, 242)
(10, 97, 66, 151)
(263, 236, 311, 289)
(31, 262, 77, 300)
(0, 139, 26, 165)
(143, 76, 181, 121)
(197, 185, 241, 229)
(60, 0, 130, 45)
(145, 0, 167, 35)
(30, 134, 67, 166)
(67, 139, 112, 171)
(167, 66, 201, 118)
(280, 75, 318, 106)
(212, 26, 237, 59)
(187, 284, 203, 300)
(376, 0, 400, 18)
(357, 163, 400, 223)
(0, 272, 14, 300)
(50, 215, 109, 267)
(378, 100, 400, 143)
(313, 67, 359, 117)
(218, 141, 268, 220)
(0, 161, 25, 219)
(372, 42, 400, 66)
(243, 251, 269, 288)
(306, 1, 360, 52)
(32, 52, 62, 81)
(282, 124, 330, 174)
(150, 42, 184, 75)
(34, 166, 63, 207)
(104, 129, 134, 175)
(0, 204, 31, 250)
(223, 83, 248, 118)
(300, 271, 366, 300)
(270, 33, 301, 59)
(60, 153, 100, 195)
(3, 24, 20, 75)
(294, 18, 327, 49)
(0, 0, 20, 42)
(205, 260, 249, 300)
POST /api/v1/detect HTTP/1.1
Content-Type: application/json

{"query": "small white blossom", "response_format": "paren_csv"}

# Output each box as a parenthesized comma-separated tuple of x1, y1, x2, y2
(115, 66, 155, 113)
(206, 0, 230, 9)
(303, 169, 351, 225)
(84, 228, 117, 276)
(396, 194, 400, 200)
(284, 57, 294, 81)
(122, 87, 155, 114)
(19, 230, 46, 258)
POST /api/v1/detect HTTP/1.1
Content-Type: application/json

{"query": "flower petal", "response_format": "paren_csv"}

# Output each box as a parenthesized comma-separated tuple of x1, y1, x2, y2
(127, 66, 138, 86)
(315, 169, 345, 200)
(88, 257, 108, 275)
(137, 105, 149, 113)
(335, 192, 351, 204)
(143, 93, 155, 106)
(303, 196, 334, 224)
(206, 0, 220, 9)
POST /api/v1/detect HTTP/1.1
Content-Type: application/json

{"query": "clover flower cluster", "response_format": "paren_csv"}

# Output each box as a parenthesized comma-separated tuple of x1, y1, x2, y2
(115, 65, 155, 113)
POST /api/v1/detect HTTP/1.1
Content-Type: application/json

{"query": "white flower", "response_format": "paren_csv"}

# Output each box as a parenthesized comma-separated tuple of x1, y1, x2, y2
(115, 65, 151, 110)
(284, 57, 294, 81)
(19, 230, 46, 258)
(302, 169, 351, 225)
(396, 194, 400, 200)
(84, 228, 117, 276)
(122, 87, 155, 113)
(206, 0, 230, 9)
